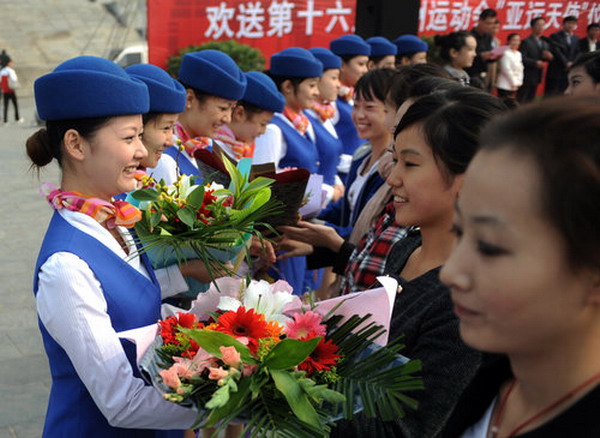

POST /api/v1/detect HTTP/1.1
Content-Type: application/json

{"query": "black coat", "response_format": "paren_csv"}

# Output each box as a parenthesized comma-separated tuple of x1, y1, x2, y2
(519, 35, 550, 85)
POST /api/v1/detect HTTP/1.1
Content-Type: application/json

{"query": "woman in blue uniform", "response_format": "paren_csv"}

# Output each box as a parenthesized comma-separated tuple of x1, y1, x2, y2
(27, 56, 197, 437)
(329, 34, 371, 179)
(306, 47, 344, 205)
(253, 47, 323, 294)
(366, 36, 398, 70)
(149, 50, 246, 184)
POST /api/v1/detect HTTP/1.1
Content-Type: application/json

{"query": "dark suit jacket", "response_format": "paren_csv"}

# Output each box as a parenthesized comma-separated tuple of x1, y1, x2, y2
(519, 35, 550, 85)
(578, 38, 598, 53)
(547, 30, 580, 78)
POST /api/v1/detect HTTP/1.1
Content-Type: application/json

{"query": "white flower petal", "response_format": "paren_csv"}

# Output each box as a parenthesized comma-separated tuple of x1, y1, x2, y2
(218, 296, 242, 312)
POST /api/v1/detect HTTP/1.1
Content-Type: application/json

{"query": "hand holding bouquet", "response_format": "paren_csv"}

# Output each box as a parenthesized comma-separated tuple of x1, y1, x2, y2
(137, 278, 423, 437)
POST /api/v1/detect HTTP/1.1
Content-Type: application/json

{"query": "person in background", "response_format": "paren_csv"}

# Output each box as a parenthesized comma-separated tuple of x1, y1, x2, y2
(214, 71, 285, 161)
(466, 8, 498, 88)
(148, 50, 246, 184)
(579, 22, 600, 53)
(545, 15, 580, 96)
(306, 47, 345, 204)
(394, 35, 429, 66)
(440, 97, 600, 438)
(565, 51, 600, 96)
(496, 33, 524, 101)
(366, 36, 397, 70)
(329, 34, 371, 179)
(485, 18, 502, 92)
(253, 47, 324, 294)
(517, 17, 553, 103)
(435, 31, 478, 86)
(0, 60, 24, 123)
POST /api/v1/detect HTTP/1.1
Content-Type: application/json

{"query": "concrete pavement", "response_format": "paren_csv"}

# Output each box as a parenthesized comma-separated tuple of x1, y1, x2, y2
(0, 96, 56, 438)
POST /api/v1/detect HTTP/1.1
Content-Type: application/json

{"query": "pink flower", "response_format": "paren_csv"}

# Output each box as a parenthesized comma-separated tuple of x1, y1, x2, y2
(242, 364, 258, 377)
(285, 311, 326, 340)
(220, 346, 241, 368)
(172, 348, 216, 378)
(160, 366, 182, 389)
(208, 366, 229, 381)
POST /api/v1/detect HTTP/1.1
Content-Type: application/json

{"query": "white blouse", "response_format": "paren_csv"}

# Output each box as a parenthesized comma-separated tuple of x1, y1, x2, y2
(147, 147, 198, 186)
(253, 113, 316, 170)
(36, 209, 196, 429)
(496, 49, 524, 91)
(460, 398, 496, 438)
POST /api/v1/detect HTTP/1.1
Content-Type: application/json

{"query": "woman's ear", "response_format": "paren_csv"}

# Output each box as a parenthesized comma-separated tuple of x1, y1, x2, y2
(231, 105, 246, 123)
(62, 129, 86, 162)
(367, 60, 376, 70)
(185, 89, 195, 109)
(281, 79, 294, 96)
(449, 48, 458, 60)
(585, 270, 600, 306)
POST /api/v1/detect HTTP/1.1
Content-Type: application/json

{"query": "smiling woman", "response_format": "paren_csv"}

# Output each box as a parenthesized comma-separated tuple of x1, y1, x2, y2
(440, 97, 600, 438)
(26, 56, 197, 437)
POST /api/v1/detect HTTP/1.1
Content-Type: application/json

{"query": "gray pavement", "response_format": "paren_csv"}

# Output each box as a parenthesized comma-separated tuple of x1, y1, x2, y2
(0, 96, 57, 438)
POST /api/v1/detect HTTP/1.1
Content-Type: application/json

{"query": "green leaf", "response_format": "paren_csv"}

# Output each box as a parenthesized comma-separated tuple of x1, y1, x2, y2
(205, 381, 232, 409)
(204, 377, 252, 428)
(176, 206, 196, 228)
(180, 329, 257, 364)
(186, 185, 205, 208)
(150, 211, 162, 228)
(270, 369, 323, 430)
(262, 337, 320, 370)
(130, 188, 159, 201)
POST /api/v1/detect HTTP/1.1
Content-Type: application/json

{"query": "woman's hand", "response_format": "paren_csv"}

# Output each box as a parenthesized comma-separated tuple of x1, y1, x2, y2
(179, 259, 233, 283)
(279, 221, 344, 252)
(248, 236, 276, 266)
(332, 184, 345, 202)
(276, 237, 314, 260)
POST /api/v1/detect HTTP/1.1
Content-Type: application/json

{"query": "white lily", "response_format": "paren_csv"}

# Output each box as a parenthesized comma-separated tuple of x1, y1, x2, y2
(218, 279, 296, 324)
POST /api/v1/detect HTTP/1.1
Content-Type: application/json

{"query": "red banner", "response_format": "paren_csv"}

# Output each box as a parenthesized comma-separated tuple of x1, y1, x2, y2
(419, 0, 600, 42)
(148, 0, 357, 69)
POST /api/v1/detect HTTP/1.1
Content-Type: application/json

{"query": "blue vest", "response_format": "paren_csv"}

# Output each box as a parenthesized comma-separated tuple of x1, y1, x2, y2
(305, 112, 342, 186)
(34, 212, 183, 438)
(163, 146, 202, 179)
(271, 116, 319, 173)
(334, 97, 364, 156)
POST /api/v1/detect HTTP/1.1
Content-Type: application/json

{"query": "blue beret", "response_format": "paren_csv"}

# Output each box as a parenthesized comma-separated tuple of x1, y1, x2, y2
(329, 34, 371, 56)
(125, 64, 186, 114)
(35, 56, 149, 121)
(309, 47, 342, 70)
(394, 35, 429, 55)
(178, 50, 247, 101)
(242, 71, 284, 113)
(270, 47, 323, 78)
(367, 36, 398, 57)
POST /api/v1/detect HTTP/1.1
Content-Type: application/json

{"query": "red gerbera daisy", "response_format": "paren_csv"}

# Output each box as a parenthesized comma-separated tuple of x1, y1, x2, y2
(298, 338, 341, 375)
(216, 307, 270, 353)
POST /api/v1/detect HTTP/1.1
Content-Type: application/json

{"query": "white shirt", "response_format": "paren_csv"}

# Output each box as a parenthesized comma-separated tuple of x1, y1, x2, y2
(347, 153, 380, 215)
(496, 49, 524, 91)
(253, 113, 316, 170)
(147, 146, 199, 186)
(36, 209, 195, 429)
(460, 398, 496, 438)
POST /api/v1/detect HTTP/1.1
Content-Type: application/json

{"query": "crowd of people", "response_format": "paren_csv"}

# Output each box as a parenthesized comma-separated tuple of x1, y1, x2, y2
(25, 8, 600, 438)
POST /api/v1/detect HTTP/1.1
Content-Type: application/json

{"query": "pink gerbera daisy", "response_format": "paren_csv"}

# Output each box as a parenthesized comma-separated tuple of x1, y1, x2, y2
(285, 311, 326, 340)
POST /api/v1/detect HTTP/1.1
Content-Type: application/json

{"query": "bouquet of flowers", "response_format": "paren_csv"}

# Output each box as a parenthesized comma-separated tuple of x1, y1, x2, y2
(134, 278, 423, 437)
(129, 158, 280, 277)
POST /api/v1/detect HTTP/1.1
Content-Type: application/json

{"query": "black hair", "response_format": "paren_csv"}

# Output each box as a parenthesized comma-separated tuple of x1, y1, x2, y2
(394, 87, 507, 180)
(530, 16, 545, 27)
(587, 22, 600, 31)
(571, 51, 600, 83)
(369, 54, 394, 66)
(479, 96, 600, 270)
(434, 31, 473, 62)
(265, 72, 307, 95)
(479, 8, 498, 20)
(354, 68, 396, 102)
(386, 63, 452, 109)
(339, 53, 367, 64)
(406, 76, 463, 101)
(563, 15, 578, 24)
(236, 100, 271, 117)
(142, 112, 161, 125)
(179, 81, 210, 104)
(26, 117, 112, 169)
(506, 33, 520, 43)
